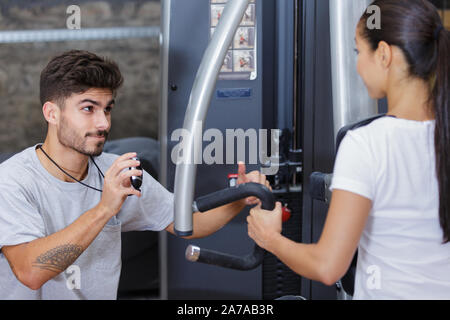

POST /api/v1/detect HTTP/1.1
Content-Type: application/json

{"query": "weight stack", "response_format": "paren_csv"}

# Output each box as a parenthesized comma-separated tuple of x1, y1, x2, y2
(262, 190, 302, 300)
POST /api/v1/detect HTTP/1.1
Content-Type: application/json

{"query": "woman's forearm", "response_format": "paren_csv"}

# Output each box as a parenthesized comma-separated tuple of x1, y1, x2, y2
(267, 234, 334, 285)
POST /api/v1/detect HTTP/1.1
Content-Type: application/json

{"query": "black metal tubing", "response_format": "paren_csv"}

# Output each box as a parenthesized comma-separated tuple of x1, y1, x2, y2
(186, 183, 275, 270)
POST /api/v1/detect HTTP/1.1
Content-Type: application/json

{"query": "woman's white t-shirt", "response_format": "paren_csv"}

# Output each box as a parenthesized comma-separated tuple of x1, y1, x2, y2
(330, 116, 450, 299)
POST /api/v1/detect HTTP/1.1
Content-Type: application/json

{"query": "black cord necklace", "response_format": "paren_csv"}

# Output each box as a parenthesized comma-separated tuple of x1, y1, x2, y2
(37, 144, 104, 193)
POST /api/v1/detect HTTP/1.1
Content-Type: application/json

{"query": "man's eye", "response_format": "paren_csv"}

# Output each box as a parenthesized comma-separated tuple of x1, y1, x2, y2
(82, 106, 93, 112)
(105, 107, 113, 113)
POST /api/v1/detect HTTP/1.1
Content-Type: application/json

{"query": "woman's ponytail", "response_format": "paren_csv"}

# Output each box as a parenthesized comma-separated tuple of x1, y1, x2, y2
(433, 27, 450, 243)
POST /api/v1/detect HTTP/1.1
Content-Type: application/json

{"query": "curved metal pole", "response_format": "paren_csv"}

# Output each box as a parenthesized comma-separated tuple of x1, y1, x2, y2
(174, 0, 250, 236)
(329, 0, 377, 143)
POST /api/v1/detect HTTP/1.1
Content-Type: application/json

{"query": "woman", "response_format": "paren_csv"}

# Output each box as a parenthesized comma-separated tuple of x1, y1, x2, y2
(247, 0, 449, 299)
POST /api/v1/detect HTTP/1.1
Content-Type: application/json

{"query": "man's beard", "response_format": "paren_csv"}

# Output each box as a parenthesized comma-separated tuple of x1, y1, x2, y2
(57, 117, 109, 157)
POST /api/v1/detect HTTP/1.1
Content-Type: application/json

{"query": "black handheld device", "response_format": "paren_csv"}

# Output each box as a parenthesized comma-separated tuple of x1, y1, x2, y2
(129, 156, 143, 191)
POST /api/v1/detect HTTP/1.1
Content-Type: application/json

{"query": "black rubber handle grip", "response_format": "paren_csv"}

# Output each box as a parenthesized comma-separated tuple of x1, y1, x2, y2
(196, 182, 275, 212)
(186, 244, 264, 271)
(186, 183, 275, 271)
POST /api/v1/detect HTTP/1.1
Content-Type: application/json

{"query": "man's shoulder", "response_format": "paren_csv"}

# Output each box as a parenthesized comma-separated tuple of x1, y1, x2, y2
(0, 146, 39, 191)
(0, 146, 36, 172)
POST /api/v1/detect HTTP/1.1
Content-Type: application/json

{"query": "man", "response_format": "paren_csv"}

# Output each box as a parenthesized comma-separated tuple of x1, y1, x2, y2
(0, 50, 268, 299)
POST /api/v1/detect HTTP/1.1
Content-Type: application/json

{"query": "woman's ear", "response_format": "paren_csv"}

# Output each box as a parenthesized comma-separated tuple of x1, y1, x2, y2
(42, 101, 60, 125)
(376, 41, 393, 69)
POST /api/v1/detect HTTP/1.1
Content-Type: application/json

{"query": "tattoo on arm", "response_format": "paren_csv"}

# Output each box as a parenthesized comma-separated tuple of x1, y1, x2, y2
(32, 244, 83, 273)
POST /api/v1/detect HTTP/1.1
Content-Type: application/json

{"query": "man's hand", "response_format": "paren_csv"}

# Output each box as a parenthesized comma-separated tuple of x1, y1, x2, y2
(99, 152, 142, 216)
(236, 161, 272, 205)
(247, 202, 282, 251)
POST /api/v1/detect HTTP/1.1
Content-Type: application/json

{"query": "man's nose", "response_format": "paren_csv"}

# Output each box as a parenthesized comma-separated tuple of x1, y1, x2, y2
(94, 110, 110, 131)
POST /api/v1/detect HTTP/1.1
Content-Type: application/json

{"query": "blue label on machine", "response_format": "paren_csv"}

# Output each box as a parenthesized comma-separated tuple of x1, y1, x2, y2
(216, 88, 252, 99)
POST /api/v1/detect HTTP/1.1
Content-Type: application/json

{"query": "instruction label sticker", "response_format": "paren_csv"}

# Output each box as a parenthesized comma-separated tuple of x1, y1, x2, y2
(210, 0, 257, 80)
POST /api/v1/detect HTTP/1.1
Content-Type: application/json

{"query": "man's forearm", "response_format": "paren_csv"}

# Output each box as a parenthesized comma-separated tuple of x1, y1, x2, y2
(4, 204, 111, 290)
(188, 200, 247, 239)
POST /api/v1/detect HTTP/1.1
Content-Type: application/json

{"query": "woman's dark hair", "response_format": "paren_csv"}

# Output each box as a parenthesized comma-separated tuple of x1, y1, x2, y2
(40, 50, 123, 107)
(359, 0, 450, 242)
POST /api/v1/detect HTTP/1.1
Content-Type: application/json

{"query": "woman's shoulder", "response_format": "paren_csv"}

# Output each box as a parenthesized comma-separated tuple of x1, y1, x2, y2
(344, 116, 391, 144)
(338, 117, 401, 158)
(350, 116, 392, 133)
(349, 116, 435, 139)
(344, 116, 435, 159)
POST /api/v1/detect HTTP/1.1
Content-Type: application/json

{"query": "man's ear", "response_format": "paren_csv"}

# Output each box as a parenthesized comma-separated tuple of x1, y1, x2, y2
(376, 41, 393, 69)
(42, 101, 60, 125)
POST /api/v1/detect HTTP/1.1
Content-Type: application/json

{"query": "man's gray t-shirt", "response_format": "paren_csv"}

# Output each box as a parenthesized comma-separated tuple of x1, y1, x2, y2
(0, 145, 174, 299)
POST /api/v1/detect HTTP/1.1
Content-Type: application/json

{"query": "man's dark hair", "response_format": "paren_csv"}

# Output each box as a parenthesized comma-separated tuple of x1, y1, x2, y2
(40, 50, 123, 107)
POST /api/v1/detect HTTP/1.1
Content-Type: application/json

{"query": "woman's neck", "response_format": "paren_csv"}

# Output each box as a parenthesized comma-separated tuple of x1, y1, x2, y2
(386, 77, 435, 121)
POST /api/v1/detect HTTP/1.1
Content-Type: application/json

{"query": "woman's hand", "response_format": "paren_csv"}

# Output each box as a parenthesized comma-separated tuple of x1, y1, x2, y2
(247, 202, 282, 252)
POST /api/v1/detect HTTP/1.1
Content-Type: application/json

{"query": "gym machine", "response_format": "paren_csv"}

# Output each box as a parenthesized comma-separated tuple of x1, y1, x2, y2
(159, 0, 380, 300)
